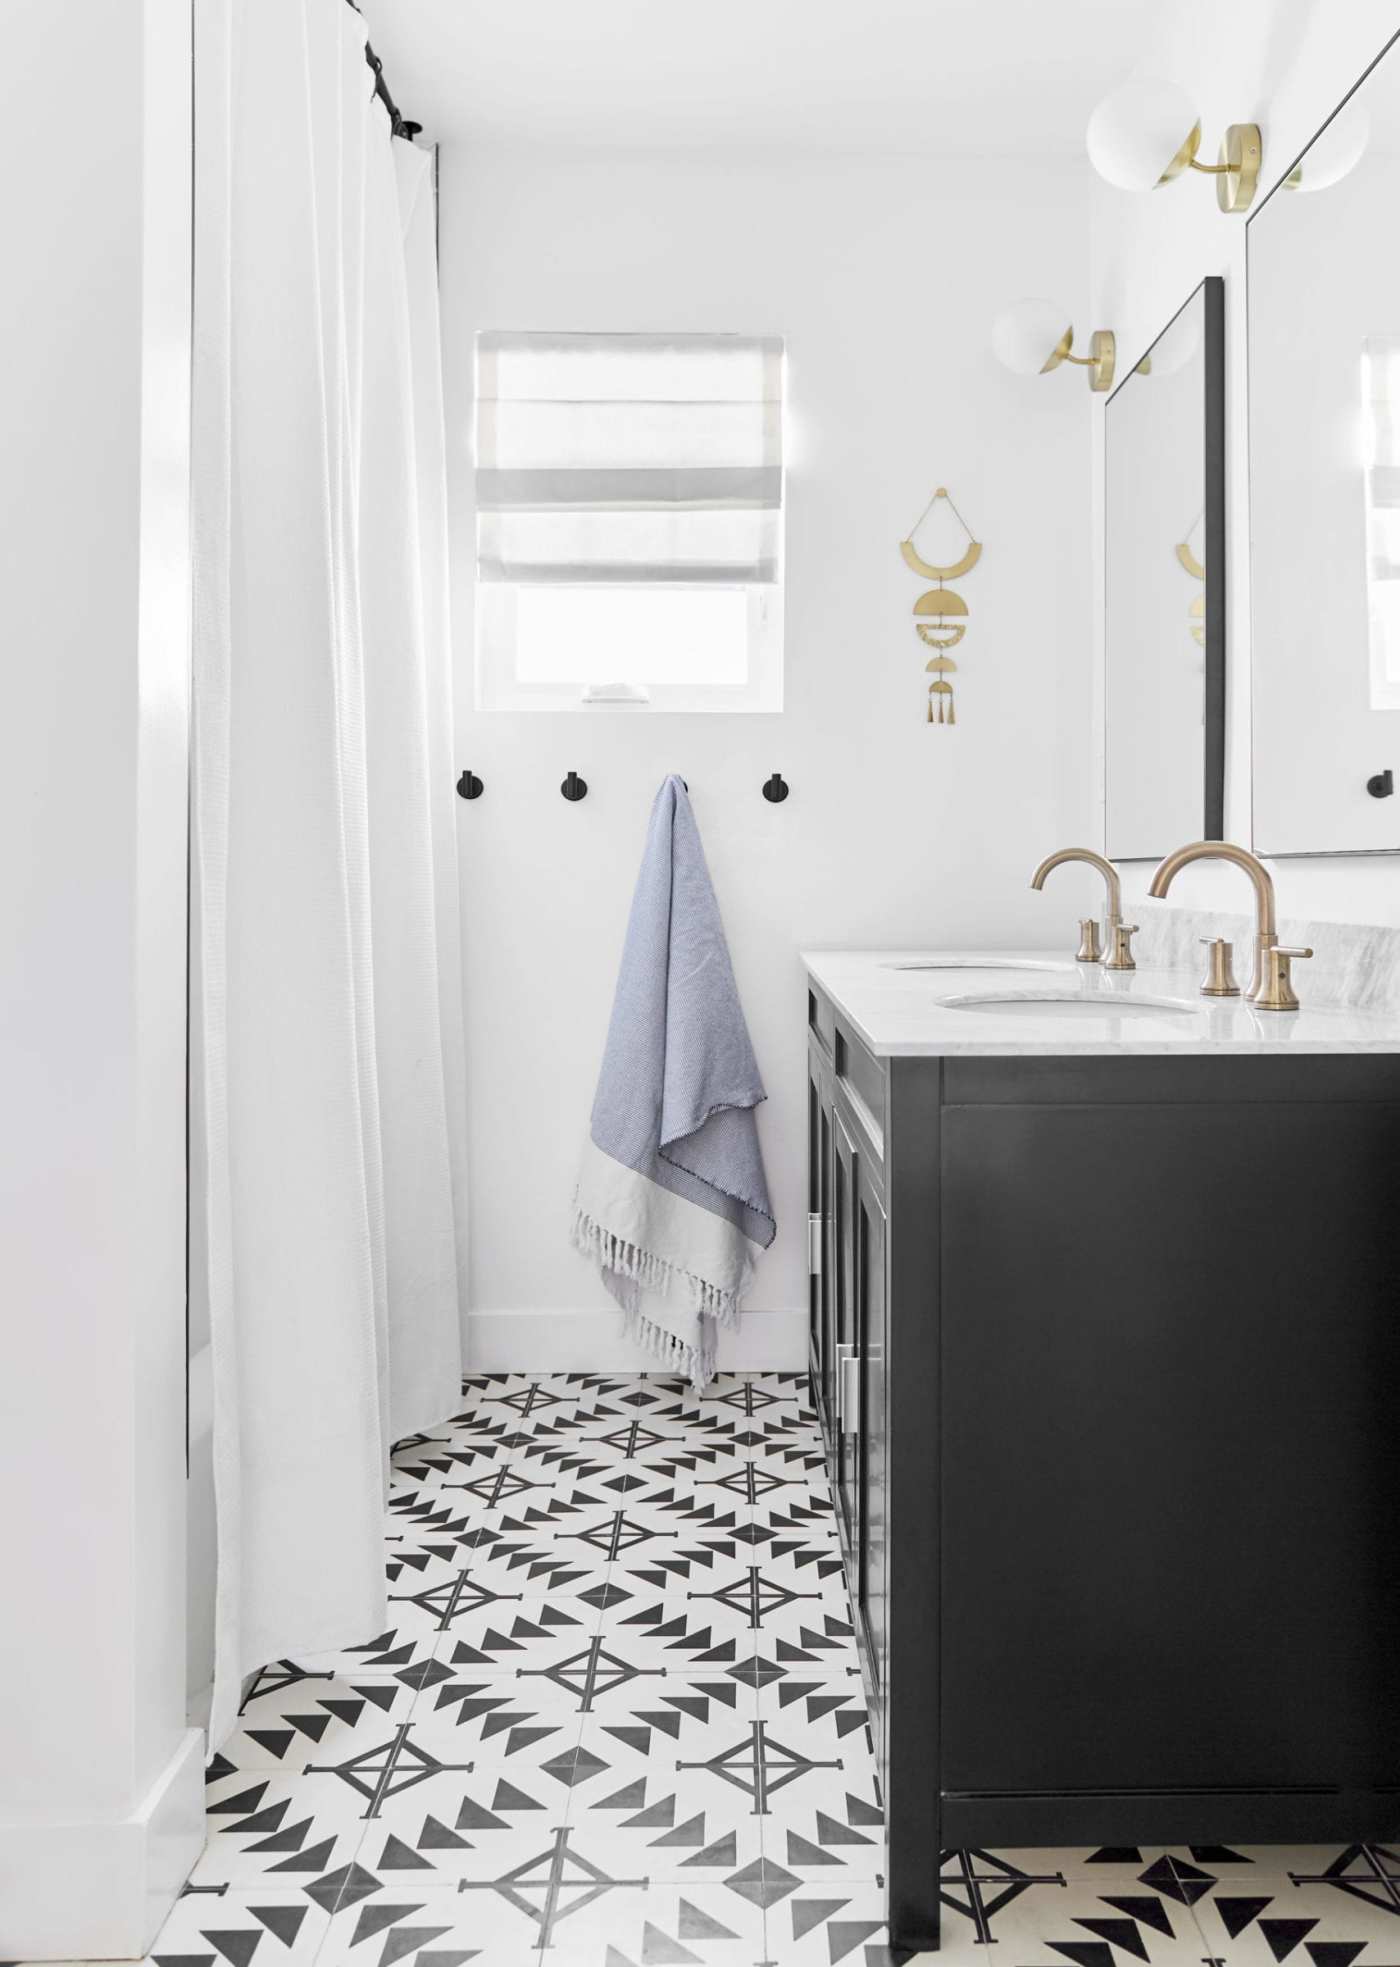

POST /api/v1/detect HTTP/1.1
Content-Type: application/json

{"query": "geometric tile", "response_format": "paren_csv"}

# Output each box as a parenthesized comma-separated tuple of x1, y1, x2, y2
(155, 1372, 1375, 1967)
(189, 1766, 370, 1888)
(140, 1886, 332, 1965)
(932, 1866, 1211, 1967)
(1191, 1872, 1400, 1967)
(219, 1672, 417, 1771)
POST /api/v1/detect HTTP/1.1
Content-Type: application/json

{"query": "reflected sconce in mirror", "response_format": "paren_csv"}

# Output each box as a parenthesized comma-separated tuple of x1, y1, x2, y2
(1087, 78, 1262, 213)
(1284, 100, 1369, 190)
(992, 298, 1116, 393)
(1177, 518, 1206, 649)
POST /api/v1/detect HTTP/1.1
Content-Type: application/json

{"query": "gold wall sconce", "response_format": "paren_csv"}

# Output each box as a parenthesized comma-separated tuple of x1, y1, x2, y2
(1088, 79, 1262, 213)
(992, 299, 1116, 393)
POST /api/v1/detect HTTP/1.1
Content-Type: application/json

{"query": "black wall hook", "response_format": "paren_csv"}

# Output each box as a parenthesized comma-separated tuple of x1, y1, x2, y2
(1367, 769, 1394, 799)
(762, 772, 790, 804)
(561, 771, 589, 802)
(456, 769, 484, 801)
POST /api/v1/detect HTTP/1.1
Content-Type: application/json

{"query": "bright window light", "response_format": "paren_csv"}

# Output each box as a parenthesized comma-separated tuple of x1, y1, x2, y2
(1362, 337, 1400, 710)
(514, 586, 751, 689)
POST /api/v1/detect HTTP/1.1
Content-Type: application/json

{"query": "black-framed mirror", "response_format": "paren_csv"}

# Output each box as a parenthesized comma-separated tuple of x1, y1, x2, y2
(1248, 32, 1400, 855)
(1104, 275, 1225, 861)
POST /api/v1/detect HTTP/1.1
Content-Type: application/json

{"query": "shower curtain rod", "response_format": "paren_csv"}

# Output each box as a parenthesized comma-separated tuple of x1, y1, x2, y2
(345, 0, 422, 141)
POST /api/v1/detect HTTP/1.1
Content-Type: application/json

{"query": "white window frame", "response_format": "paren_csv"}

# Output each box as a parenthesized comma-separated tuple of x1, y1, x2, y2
(472, 331, 785, 714)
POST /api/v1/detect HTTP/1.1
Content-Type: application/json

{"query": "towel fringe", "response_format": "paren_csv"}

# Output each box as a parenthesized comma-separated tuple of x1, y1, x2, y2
(570, 1208, 742, 1325)
(570, 1206, 742, 1390)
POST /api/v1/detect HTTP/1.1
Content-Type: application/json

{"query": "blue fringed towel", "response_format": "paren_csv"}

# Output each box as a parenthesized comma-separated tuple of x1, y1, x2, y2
(572, 775, 776, 1388)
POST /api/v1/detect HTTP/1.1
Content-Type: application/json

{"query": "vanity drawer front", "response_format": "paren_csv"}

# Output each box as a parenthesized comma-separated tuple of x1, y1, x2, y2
(835, 1027, 886, 1152)
(808, 987, 836, 1058)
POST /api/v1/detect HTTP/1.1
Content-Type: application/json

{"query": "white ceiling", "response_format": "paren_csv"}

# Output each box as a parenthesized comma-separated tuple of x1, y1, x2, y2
(359, 0, 1155, 155)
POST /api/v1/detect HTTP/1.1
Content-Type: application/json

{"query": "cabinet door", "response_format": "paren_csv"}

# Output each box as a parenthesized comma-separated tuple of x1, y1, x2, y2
(940, 1086, 1400, 1794)
(807, 1056, 833, 1418)
(857, 1167, 887, 1707)
(832, 1110, 861, 1549)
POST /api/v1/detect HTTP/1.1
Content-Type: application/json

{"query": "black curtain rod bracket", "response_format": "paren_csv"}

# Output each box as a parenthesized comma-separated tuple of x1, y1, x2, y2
(346, 1, 421, 140)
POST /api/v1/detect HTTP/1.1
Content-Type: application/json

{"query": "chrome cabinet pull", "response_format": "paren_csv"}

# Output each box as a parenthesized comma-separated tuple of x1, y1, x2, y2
(840, 1352, 862, 1438)
(834, 1343, 854, 1428)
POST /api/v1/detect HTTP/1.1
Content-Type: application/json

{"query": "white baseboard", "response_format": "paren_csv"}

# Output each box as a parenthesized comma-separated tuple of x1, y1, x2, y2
(0, 1725, 205, 1962)
(465, 1307, 807, 1373)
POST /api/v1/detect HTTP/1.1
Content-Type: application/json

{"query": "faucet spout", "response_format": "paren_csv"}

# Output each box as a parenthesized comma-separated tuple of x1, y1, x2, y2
(1030, 847, 1126, 966)
(1030, 846, 1123, 917)
(1148, 840, 1278, 1000)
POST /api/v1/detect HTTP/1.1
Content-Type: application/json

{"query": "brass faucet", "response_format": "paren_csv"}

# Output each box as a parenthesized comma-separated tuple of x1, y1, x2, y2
(1148, 840, 1310, 1009)
(1030, 847, 1136, 970)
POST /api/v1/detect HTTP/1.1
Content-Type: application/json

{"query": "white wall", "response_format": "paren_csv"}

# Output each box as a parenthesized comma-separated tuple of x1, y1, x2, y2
(440, 147, 1095, 1362)
(0, 3, 203, 1956)
(1091, 0, 1400, 923)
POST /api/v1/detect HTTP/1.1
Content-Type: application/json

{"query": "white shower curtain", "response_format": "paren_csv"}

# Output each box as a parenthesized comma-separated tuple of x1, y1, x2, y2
(192, 0, 467, 1748)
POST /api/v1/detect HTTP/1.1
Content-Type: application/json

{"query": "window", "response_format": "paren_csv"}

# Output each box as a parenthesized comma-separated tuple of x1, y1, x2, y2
(1363, 337, 1400, 710)
(474, 332, 784, 711)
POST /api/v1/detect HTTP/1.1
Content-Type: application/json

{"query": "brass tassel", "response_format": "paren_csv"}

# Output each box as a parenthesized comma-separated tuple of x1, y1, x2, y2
(927, 693, 934, 723)
(947, 690, 956, 726)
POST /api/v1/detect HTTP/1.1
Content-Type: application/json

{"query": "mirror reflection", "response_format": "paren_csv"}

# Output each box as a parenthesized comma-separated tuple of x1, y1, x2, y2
(1105, 278, 1225, 861)
(1249, 37, 1400, 853)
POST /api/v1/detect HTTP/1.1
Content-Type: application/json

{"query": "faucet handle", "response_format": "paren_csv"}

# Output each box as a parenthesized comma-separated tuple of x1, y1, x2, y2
(1256, 944, 1312, 1013)
(1075, 917, 1103, 964)
(1198, 935, 1240, 998)
(1104, 922, 1138, 971)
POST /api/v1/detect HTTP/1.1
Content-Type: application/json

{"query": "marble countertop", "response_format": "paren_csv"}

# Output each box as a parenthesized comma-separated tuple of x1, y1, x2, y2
(801, 949, 1400, 1058)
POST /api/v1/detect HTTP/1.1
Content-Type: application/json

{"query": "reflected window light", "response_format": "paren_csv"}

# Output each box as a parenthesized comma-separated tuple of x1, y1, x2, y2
(1361, 338, 1400, 710)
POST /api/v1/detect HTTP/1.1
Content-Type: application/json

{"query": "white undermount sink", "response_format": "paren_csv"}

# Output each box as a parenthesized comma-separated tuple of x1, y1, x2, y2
(886, 958, 1071, 974)
(940, 990, 1198, 1018)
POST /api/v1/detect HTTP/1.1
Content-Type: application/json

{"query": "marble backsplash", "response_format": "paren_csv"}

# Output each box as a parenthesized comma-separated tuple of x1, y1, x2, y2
(1134, 899, 1400, 1015)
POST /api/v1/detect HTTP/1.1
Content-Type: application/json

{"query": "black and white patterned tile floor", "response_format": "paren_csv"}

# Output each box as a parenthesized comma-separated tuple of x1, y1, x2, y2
(113, 1372, 1400, 1964)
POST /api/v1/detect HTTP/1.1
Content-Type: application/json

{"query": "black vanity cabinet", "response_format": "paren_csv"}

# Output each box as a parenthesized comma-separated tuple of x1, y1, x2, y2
(806, 982, 1400, 1955)
(806, 995, 895, 1803)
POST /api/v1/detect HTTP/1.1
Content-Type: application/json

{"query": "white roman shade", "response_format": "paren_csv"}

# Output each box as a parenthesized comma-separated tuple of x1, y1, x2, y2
(475, 332, 784, 586)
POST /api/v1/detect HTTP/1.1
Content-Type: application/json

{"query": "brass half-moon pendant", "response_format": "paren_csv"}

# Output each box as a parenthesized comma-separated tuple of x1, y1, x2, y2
(914, 586, 968, 620)
(925, 655, 958, 673)
(901, 536, 983, 582)
(1176, 540, 1206, 580)
(918, 622, 966, 651)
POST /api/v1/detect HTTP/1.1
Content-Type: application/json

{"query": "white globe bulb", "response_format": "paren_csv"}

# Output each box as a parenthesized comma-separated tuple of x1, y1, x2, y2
(992, 298, 1071, 377)
(1147, 302, 1203, 379)
(1292, 98, 1369, 192)
(1087, 77, 1200, 192)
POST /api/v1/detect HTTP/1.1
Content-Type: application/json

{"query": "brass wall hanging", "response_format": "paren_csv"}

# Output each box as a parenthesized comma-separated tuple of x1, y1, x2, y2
(900, 487, 982, 724)
(1176, 511, 1205, 649)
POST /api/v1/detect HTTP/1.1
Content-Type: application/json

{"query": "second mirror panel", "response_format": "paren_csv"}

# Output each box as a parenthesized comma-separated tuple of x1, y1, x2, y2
(1249, 32, 1400, 853)
(1105, 277, 1225, 862)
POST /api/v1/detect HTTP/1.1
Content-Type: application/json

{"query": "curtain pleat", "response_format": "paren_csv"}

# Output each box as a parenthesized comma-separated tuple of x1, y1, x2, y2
(193, 0, 464, 1749)
(397, 145, 471, 1313)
